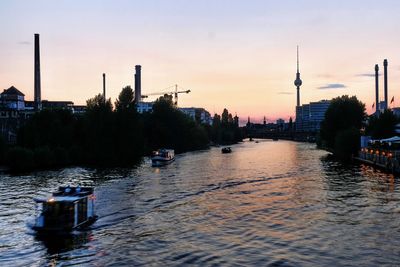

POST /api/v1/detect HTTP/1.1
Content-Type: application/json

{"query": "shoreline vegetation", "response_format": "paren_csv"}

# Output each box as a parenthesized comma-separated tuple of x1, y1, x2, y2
(318, 95, 366, 161)
(2, 92, 394, 173)
(318, 95, 399, 163)
(0, 86, 243, 172)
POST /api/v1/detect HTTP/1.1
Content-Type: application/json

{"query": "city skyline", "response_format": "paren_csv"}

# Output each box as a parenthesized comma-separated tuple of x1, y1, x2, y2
(2, 0, 400, 121)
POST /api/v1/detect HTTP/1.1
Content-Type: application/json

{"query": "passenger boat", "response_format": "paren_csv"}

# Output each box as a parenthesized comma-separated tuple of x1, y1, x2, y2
(30, 186, 97, 233)
(221, 147, 232, 154)
(151, 149, 175, 166)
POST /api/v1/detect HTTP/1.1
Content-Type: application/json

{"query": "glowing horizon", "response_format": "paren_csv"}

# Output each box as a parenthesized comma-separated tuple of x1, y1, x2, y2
(1, 0, 400, 122)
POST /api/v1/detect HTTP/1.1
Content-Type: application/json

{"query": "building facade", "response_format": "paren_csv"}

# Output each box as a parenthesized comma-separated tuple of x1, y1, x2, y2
(179, 107, 212, 125)
(296, 100, 330, 132)
(1, 86, 26, 110)
(0, 86, 84, 143)
(136, 101, 154, 113)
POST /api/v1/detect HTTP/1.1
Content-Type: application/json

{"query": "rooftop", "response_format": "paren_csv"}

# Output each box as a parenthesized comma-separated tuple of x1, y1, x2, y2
(1, 86, 25, 96)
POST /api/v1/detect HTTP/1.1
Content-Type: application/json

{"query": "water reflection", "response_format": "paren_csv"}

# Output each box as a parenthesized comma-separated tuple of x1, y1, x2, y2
(1, 141, 400, 266)
(34, 230, 93, 255)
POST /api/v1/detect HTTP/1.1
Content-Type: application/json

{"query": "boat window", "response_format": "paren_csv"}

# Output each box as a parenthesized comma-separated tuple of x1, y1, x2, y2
(43, 202, 75, 228)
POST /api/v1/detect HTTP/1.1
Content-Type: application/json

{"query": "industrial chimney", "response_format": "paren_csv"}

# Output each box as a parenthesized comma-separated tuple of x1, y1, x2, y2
(134, 65, 142, 104)
(384, 59, 388, 110)
(375, 64, 379, 115)
(34, 33, 41, 111)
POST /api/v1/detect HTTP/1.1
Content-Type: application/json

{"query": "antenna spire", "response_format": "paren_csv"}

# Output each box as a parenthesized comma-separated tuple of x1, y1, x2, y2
(294, 45, 302, 107)
(297, 45, 299, 73)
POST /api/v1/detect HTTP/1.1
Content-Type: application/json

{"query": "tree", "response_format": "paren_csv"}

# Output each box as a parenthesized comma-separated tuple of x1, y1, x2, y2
(334, 127, 360, 160)
(320, 95, 366, 150)
(366, 109, 398, 139)
(115, 86, 135, 112)
(209, 109, 243, 145)
(221, 108, 229, 126)
(144, 95, 209, 153)
(84, 94, 115, 164)
(114, 86, 144, 165)
(86, 94, 113, 113)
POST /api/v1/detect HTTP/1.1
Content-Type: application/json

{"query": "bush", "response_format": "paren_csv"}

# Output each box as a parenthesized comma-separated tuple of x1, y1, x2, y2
(53, 147, 70, 166)
(334, 127, 360, 161)
(6, 147, 35, 171)
(34, 146, 53, 168)
(0, 135, 5, 164)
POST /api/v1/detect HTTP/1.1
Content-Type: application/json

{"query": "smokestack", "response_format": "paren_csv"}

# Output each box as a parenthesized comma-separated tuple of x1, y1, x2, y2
(375, 64, 379, 115)
(103, 73, 106, 104)
(34, 33, 41, 111)
(134, 65, 141, 104)
(384, 59, 388, 110)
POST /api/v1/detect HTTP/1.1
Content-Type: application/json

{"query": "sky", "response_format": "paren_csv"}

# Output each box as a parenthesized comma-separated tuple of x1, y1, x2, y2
(1, 0, 400, 123)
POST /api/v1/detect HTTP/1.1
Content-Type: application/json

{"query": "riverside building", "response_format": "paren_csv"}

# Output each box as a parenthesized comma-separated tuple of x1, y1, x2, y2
(295, 100, 330, 132)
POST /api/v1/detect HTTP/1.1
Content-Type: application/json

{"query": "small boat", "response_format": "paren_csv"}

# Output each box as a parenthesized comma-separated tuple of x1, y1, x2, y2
(221, 147, 232, 154)
(30, 186, 97, 233)
(151, 149, 175, 166)
(273, 137, 279, 141)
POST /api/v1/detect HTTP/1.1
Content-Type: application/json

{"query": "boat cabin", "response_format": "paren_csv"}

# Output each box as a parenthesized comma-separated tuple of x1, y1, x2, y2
(32, 186, 97, 232)
(151, 149, 175, 166)
(221, 147, 232, 153)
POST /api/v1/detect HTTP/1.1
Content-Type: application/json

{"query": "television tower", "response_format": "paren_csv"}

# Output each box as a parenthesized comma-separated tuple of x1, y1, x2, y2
(294, 46, 302, 107)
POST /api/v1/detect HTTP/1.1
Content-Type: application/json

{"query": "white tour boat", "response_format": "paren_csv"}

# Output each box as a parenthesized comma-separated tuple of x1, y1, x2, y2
(30, 186, 97, 233)
(151, 149, 175, 166)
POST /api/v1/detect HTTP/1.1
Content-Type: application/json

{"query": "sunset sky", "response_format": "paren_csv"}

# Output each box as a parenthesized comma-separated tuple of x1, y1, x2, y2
(1, 0, 400, 123)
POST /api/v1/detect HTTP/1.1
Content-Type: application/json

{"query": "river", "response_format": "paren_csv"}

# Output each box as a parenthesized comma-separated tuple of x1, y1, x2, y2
(0, 140, 399, 266)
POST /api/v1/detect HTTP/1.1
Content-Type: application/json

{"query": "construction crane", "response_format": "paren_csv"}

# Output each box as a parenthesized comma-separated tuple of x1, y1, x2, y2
(141, 84, 191, 106)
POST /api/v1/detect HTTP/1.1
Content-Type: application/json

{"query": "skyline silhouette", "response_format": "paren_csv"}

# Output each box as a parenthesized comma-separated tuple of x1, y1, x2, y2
(1, 0, 400, 121)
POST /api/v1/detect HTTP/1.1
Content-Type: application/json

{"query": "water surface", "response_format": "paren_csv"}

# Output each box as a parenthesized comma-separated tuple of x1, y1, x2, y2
(1, 141, 399, 266)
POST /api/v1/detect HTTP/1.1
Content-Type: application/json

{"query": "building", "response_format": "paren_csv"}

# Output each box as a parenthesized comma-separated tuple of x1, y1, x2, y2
(296, 100, 330, 132)
(136, 101, 154, 113)
(72, 105, 86, 114)
(136, 101, 212, 125)
(276, 118, 285, 131)
(0, 84, 82, 143)
(179, 107, 212, 125)
(0, 86, 25, 110)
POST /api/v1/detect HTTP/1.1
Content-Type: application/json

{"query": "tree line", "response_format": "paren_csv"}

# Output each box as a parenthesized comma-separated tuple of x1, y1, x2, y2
(0, 86, 243, 171)
(318, 95, 399, 160)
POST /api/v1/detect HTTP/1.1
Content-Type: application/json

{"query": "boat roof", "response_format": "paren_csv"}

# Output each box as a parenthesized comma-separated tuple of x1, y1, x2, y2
(53, 186, 93, 196)
(34, 196, 83, 203)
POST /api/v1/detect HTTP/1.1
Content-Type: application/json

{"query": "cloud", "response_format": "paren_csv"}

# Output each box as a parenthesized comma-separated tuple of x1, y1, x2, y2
(316, 74, 334, 79)
(356, 73, 381, 77)
(317, 83, 346, 90)
(277, 91, 294, 95)
(18, 41, 31, 45)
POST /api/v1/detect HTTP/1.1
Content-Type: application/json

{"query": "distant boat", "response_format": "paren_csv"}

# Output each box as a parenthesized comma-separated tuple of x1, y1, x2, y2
(30, 186, 98, 234)
(151, 149, 175, 166)
(249, 137, 254, 142)
(273, 138, 279, 141)
(221, 147, 232, 154)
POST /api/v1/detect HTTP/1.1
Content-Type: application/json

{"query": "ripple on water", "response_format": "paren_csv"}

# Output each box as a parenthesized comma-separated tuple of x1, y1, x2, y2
(1, 142, 400, 266)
